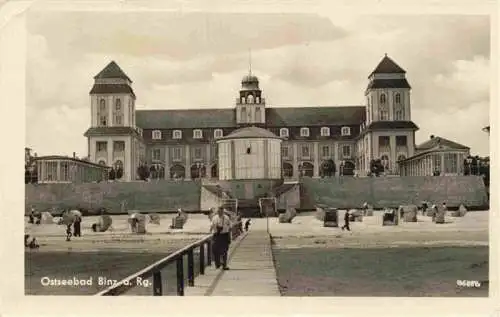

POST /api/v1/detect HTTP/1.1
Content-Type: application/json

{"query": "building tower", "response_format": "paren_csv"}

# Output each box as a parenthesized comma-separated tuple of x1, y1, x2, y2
(362, 54, 419, 174)
(236, 52, 266, 126)
(84, 61, 144, 181)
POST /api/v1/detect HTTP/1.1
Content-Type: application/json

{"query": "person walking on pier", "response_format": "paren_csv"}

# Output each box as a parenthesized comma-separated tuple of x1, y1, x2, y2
(210, 207, 232, 270)
(341, 210, 351, 231)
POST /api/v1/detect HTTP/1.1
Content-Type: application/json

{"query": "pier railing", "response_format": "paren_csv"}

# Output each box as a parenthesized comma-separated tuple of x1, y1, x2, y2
(95, 221, 242, 296)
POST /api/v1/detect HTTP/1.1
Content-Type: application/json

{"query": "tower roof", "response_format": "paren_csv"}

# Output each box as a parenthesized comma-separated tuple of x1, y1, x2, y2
(94, 61, 132, 82)
(370, 54, 406, 76)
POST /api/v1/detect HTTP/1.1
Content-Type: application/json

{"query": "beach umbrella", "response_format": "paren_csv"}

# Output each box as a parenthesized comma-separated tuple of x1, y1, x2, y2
(69, 209, 82, 217)
(61, 212, 76, 225)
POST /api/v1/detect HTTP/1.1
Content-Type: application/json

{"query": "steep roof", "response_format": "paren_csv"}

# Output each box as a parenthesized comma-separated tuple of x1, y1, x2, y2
(94, 61, 132, 82)
(416, 136, 469, 151)
(219, 126, 281, 140)
(366, 78, 411, 90)
(266, 106, 365, 127)
(89, 84, 136, 97)
(135, 106, 366, 129)
(370, 55, 406, 76)
(136, 109, 236, 129)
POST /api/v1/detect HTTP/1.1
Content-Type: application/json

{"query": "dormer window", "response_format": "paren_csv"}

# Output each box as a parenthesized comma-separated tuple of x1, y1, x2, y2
(214, 129, 223, 138)
(341, 127, 351, 136)
(193, 129, 203, 139)
(280, 128, 289, 138)
(320, 127, 330, 137)
(300, 127, 310, 137)
(173, 130, 182, 139)
(152, 130, 162, 140)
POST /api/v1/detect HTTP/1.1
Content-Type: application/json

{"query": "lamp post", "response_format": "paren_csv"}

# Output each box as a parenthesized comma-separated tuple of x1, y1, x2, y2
(340, 160, 345, 177)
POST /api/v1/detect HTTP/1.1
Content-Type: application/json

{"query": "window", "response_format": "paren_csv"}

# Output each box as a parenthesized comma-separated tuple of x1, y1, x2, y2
(379, 136, 390, 147)
(115, 99, 121, 111)
(194, 147, 202, 160)
(114, 114, 123, 125)
(99, 115, 107, 126)
(152, 148, 161, 161)
(99, 99, 106, 111)
(394, 106, 404, 120)
(173, 148, 182, 161)
(256, 97, 260, 104)
(444, 153, 458, 174)
(214, 129, 223, 138)
(397, 154, 406, 162)
(281, 146, 289, 158)
(379, 105, 389, 120)
(97, 142, 107, 152)
(98, 160, 106, 166)
(395, 93, 401, 104)
(255, 107, 261, 122)
(113, 141, 125, 152)
(241, 97, 245, 104)
(173, 130, 182, 139)
(152, 130, 162, 140)
(300, 127, 310, 137)
(301, 145, 310, 158)
(380, 155, 390, 168)
(247, 95, 254, 104)
(380, 93, 386, 104)
(280, 128, 289, 138)
(193, 129, 203, 139)
(322, 146, 330, 158)
(341, 126, 351, 136)
(396, 135, 407, 147)
(320, 127, 330, 137)
(342, 145, 351, 157)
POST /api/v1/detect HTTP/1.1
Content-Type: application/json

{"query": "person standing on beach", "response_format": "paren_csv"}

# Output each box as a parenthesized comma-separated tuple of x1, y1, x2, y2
(210, 207, 232, 270)
(73, 216, 82, 237)
(341, 210, 351, 231)
(66, 224, 72, 241)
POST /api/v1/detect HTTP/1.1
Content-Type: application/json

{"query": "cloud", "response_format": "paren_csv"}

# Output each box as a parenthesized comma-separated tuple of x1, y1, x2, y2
(27, 11, 347, 60)
(26, 105, 89, 157)
(25, 12, 491, 157)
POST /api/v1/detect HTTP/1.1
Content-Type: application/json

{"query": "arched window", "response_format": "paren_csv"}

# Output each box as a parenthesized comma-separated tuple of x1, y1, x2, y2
(99, 99, 106, 111)
(397, 154, 406, 162)
(98, 160, 106, 166)
(247, 95, 254, 104)
(380, 93, 386, 104)
(395, 93, 401, 104)
(115, 99, 121, 111)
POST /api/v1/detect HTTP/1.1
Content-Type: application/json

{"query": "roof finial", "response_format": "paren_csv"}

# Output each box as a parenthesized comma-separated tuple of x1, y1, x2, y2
(249, 48, 252, 76)
(384, 52, 388, 57)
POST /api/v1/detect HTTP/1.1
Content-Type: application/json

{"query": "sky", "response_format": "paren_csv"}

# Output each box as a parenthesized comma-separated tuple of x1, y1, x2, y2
(25, 10, 491, 157)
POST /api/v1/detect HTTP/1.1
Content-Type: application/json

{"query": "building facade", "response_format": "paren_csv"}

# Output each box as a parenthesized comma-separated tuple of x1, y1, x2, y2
(84, 55, 467, 181)
(34, 156, 110, 184)
(398, 135, 470, 176)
